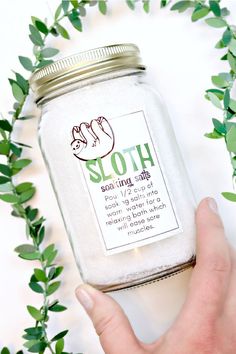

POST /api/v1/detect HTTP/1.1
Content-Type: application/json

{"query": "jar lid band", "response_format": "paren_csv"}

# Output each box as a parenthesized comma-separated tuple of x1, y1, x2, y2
(30, 43, 145, 103)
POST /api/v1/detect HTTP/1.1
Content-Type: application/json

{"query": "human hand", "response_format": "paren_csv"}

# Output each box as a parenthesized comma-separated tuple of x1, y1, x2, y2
(71, 116, 114, 161)
(76, 198, 236, 354)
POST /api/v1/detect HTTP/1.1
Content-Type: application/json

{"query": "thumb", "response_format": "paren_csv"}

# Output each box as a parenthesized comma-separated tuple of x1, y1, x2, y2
(75, 284, 143, 354)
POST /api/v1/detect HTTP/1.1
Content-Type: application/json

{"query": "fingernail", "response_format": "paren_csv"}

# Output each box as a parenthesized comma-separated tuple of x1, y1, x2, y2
(207, 197, 218, 214)
(76, 286, 94, 312)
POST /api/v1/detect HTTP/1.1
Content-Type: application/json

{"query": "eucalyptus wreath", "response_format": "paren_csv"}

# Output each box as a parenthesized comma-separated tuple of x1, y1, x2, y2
(1, 0, 236, 353)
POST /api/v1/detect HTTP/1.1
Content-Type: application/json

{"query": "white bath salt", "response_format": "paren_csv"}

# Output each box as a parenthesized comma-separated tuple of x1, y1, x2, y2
(30, 44, 196, 292)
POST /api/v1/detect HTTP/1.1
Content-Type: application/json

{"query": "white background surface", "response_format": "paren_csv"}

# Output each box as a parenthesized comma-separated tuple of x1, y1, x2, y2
(0, 0, 236, 353)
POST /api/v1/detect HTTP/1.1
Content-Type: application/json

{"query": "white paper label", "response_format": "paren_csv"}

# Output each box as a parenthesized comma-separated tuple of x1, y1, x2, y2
(71, 110, 182, 255)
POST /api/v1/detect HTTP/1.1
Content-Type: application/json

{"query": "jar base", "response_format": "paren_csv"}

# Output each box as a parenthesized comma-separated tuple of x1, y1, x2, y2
(90, 255, 196, 293)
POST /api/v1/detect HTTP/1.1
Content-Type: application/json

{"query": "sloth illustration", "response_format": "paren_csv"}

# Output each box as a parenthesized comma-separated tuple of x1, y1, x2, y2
(71, 116, 115, 161)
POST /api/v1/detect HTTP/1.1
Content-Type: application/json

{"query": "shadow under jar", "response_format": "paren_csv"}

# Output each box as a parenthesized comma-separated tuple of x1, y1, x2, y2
(30, 43, 196, 292)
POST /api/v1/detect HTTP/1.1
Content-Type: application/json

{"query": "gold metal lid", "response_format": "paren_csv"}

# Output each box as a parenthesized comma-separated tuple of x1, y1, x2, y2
(30, 43, 145, 104)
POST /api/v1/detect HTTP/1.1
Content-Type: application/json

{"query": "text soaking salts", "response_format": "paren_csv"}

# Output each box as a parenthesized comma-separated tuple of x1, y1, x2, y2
(30, 44, 196, 292)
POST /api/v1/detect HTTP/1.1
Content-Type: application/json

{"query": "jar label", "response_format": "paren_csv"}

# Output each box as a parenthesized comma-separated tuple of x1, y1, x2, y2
(71, 110, 182, 255)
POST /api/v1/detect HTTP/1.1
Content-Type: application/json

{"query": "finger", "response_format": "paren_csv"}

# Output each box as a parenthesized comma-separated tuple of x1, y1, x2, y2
(80, 122, 95, 145)
(75, 284, 143, 354)
(185, 198, 231, 318)
(224, 246, 236, 322)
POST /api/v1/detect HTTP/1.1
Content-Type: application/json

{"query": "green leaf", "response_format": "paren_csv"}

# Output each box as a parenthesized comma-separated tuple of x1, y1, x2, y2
(19, 56, 34, 72)
(26, 206, 38, 221)
(0, 176, 10, 184)
(0, 164, 11, 176)
(205, 17, 227, 28)
(209, 1, 221, 17)
(215, 39, 226, 49)
(171, 0, 193, 12)
(221, 53, 229, 60)
(207, 92, 222, 109)
(34, 268, 47, 282)
(89, 1, 98, 6)
(126, 0, 135, 10)
(16, 182, 33, 194)
(49, 303, 67, 312)
(43, 244, 55, 260)
(227, 52, 236, 72)
(31, 16, 41, 26)
(1, 348, 10, 354)
(37, 60, 54, 69)
(222, 192, 236, 202)
(191, 7, 209, 22)
(35, 20, 48, 35)
(55, 338, 64, 354)
(27, 306, 43, 321)
(222, 29, 232, 46)
(0, 182, 13, 193)
(205, 88, 224, 100)
(51, 330, 68, 342)
(25, 327, 43, 336)
(224, 88, 230, 109)
(229, 39, 236, 56)
(29, 24, 44, 46)
(205, 129, 223, 139)
(98, 0, 107, 15)
(37, 226, 45, 245)
(211, 75, 228, 88)
(69, 11, 82, 31)
(46, 281, 61, 296)
(229, 99, 236, 112)
(10, 142, 22, 157)
(48, 266, 63, 280)
(0, 127, 7, 140)
(33, 216, 46, 226)
(42, 244, 58, 265)
(212, 118, 226, 134)
(12, 159, 31, 169)
(15, 72, 29, 94)
(0, 120, 12, 132)
(56, 23, 70, 39)
(0, 193, 19, 203)
(46, 250, 57, 266)
(41, 47, 59, 58)
(70, 0, 79, 8)
(226, 125, 236, 152)
(78, 4, 86, 16)
(28, 342, 47, 353)
(221, 7, 230, 17)
(143, 0, 150, 13)
(50, 27, 59, 37)
(0, 140, 10, 155)
(62, 0, 70, 13)
(19, 187, 36, 203)
(15, 244, 36, 254)
(12, 83, 24, 103)
(24, 339, 39, 349)
(29, 282, 44, 294)
(160, 0, 169, 7)
(19, 252, 40, 260)
(55, 4, 62, 19)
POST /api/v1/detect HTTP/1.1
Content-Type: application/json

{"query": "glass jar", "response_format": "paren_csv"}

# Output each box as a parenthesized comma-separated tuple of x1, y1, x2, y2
(30, 43, 196, 292)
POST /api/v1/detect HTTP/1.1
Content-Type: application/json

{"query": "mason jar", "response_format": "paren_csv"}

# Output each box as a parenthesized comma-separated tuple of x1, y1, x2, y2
(30, 43, 196, 292)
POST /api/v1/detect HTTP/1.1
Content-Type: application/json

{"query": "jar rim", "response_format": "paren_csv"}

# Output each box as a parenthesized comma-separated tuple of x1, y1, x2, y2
(30, 43, 146, 104)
